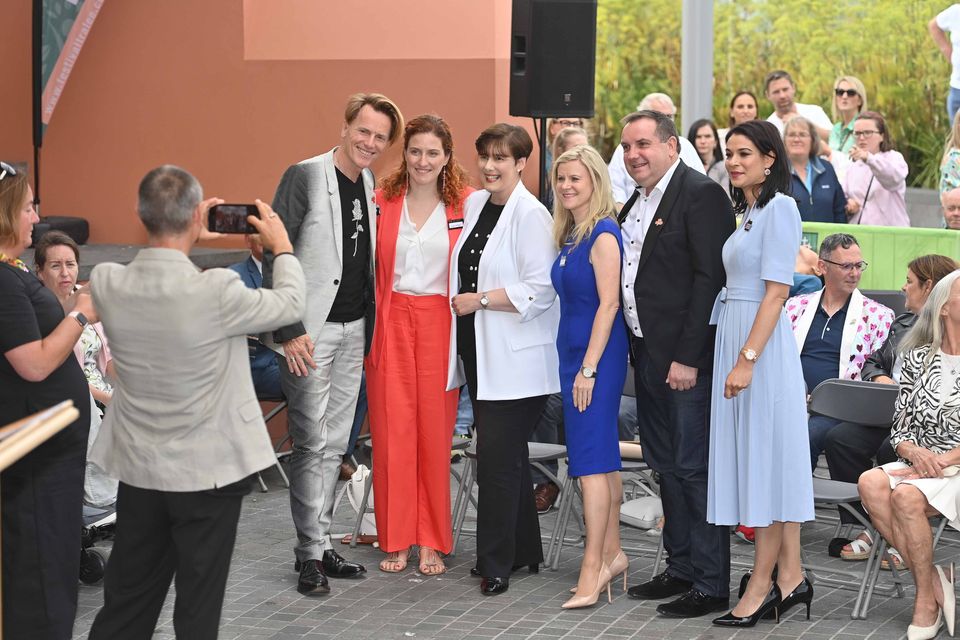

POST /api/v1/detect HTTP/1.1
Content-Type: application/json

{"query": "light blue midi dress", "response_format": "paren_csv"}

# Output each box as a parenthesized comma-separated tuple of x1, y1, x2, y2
(706, 193, 815, 527)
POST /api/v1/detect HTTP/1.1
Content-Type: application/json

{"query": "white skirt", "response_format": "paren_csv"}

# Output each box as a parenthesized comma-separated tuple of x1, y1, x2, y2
(881, 461, 960, 531)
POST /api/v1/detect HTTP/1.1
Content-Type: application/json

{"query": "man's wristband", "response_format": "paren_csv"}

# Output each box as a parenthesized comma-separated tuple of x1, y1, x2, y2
(274, 251, 295, 259)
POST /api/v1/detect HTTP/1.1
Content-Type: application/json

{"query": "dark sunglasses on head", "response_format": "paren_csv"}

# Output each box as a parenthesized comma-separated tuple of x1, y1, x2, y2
(835, 88, 859, 98)
(0, 162, 17, 181)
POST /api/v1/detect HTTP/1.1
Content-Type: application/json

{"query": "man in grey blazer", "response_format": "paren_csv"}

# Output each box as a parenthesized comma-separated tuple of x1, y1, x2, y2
(263, 93, 403, 595)
(87, 165, 305, 638)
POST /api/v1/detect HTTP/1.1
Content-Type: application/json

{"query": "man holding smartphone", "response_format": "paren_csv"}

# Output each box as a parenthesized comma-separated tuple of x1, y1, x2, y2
(262, 93, 403, 596)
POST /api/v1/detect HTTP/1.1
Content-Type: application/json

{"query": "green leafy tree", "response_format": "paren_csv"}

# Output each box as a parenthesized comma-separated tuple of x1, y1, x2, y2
(596, 0, 952, 187)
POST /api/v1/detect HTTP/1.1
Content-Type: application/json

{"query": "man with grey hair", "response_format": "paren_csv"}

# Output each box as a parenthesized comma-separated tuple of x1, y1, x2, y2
(87, 165, 305, 638)
(607, 92, 705, 205)
(618, 110, 735, 617)
(785, 232, 893, 470)
(942, 188, 960, 229)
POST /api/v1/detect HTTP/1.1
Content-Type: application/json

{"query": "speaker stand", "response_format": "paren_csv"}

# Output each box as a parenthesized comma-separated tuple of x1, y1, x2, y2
(537, 117, 549, 208)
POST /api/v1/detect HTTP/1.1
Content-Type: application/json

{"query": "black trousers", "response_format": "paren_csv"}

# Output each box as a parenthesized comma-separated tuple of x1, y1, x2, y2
(2, 445, 85, 640)
(824, 423, 897, 524)
(459, 333, 546, 577)
(632, 337, 730, 597)
(89, 480, 249, 640)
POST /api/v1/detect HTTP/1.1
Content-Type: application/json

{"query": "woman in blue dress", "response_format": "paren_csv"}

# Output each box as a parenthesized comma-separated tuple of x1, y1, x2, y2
(550, 145, 628, 609)
(707, 121, 815, 627)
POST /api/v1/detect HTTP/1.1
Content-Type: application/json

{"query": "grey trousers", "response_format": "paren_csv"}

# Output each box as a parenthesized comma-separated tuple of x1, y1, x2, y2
(281, 319, 364, 561)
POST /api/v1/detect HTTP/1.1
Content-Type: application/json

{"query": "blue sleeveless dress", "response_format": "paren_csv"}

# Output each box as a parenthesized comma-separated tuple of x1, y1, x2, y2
(550, 217, 628, 477)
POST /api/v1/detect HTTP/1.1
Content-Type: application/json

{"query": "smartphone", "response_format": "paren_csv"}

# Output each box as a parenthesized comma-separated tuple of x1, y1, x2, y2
(208, 204, 259, 234)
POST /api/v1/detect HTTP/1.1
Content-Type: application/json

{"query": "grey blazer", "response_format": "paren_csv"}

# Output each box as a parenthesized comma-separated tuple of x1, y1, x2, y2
(263, 147, 377, 353)
(89, 249, 305, 491)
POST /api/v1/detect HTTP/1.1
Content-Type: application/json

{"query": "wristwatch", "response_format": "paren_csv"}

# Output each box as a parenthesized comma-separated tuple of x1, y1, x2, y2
(740, 347, 759, 363)
(581, 366, 597, 379)
(479, 292, 490, 309)
(69, 310, 89, 329)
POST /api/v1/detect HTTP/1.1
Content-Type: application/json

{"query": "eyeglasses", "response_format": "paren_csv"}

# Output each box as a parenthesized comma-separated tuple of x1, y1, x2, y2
(555, 119, 582, 128)
(835, 88, 859, 98)
(786, 132, 811, 139)
(853, 130, 879, 138)
(0, 162, 16, 181)
(822, 258, 869, 273)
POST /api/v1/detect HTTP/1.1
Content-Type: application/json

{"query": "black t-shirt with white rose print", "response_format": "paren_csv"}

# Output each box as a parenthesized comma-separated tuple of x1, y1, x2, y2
(327, 167, 371, 322)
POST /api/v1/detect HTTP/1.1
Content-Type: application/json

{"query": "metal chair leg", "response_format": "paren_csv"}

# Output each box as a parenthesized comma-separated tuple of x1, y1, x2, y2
(256, 472, 268, 493)
(349, 472, 373, 549)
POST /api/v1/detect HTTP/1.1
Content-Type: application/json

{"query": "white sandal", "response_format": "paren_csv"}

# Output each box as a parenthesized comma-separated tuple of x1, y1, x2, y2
(881, 547, 909, 572)
(840, 531, 873, 561)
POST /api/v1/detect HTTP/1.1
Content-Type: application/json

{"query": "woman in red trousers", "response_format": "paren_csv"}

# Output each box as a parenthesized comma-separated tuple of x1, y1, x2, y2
(367, 114, 474, 575)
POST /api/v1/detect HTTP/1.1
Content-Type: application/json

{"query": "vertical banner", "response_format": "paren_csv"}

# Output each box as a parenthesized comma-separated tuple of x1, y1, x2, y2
(32, 0, 106, 205)
(39, 0, 106, 130)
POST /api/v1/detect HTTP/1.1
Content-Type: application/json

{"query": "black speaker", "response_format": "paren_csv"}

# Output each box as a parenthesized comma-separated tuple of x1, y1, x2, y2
(509, 0, 597, 119)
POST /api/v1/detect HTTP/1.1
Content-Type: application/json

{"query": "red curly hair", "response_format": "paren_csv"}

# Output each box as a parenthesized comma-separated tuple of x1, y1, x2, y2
(380, 114, 471, 213)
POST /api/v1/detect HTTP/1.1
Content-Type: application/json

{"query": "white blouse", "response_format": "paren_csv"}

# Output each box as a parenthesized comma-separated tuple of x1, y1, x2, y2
(941, 351, 960, 404)
(392, 199, 449, 295)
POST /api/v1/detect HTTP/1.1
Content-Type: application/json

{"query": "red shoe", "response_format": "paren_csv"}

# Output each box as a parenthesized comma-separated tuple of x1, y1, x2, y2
(734, 525, 755, 544)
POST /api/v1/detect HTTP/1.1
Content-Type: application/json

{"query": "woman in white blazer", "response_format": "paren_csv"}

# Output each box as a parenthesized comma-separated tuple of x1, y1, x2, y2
(449, 123, 560, 596)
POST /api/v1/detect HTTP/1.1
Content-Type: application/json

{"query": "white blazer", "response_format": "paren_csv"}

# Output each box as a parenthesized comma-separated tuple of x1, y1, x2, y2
(446, 182, 560, 400)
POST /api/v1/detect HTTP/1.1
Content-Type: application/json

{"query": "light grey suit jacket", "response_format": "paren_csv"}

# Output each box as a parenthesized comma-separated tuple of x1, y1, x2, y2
(89, 249, 305, 491)
(263, 147, 377, 353)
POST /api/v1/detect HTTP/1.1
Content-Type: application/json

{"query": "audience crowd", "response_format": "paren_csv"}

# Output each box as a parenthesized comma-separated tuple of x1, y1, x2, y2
(4, 31, 960, 638)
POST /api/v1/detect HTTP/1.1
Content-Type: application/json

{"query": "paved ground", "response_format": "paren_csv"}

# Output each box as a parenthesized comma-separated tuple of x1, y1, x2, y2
(72, 461, 949, 640)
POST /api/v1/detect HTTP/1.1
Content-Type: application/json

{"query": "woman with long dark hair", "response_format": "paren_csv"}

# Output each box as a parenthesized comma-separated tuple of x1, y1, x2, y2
(688, 118, 729, 193)
(707, 121, 815, 627)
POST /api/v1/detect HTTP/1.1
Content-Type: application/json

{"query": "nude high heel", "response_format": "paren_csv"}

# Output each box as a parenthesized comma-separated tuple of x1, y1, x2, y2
(570, 550, 628, 594)
(562, 563, 613, 609)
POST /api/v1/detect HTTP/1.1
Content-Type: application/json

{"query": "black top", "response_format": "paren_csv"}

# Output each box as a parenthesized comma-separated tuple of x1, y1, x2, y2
(328, 168, 372, 322)
(800, 298, 850, 393)
(0, 263, 89, 462)
(861, 312, 916, 381)
(456, 201, 504, 374)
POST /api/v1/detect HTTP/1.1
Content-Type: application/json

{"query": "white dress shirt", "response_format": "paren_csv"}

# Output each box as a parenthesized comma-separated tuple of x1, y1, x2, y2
(393, 199, 448, 295)
(620, 158, 681, 337)
(766, 103, 833, 135)
(608, 138, 704, 204)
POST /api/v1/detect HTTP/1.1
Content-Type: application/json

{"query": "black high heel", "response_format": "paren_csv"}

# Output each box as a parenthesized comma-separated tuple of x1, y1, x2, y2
(778, 577, 814, 620)
(713, 584, 782, 628)
(738, 566, 779, 598)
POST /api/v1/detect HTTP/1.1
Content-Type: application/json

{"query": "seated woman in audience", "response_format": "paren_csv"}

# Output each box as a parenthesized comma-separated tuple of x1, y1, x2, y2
(718, 91, 759, 151)
(550, 145, 628, 609)
(0, 162, 94, 637)
(830, 254, 958, 564)
(784, 116, 845, 223)
(859, 269, 960, 640)
(367, 114, 473, 575)
(34, 231, 119, 507)
(688, 119, 730, 194)
(825, 76, 868, 180)
(940, 110, 960, 195)
(842, 111, 910, 226)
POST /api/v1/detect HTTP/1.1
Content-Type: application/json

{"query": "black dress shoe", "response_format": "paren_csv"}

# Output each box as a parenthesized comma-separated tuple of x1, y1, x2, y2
(656, 589, 730, 618)
(470, 563, 539, 577)
(713, 584, 782, 627)
(627, 571, 693, 600)
(297, 559, 330, 596)
(480, 576, 509, 595)
(778, 577, 813, 620)
(322, 549, 366, 578)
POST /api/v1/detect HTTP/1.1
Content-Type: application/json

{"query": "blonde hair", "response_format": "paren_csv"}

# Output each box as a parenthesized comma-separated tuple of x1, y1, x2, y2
(943, 109, 960, 166)
(0, 168, 30, 249)
(343, 93, 404, 146)
(831, 76, 868, 122)
(551, 145, 617, 249)
(551, 126, 589, 160)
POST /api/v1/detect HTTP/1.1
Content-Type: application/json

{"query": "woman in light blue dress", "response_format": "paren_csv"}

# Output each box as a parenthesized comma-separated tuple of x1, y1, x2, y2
(707, 120, 815, 628)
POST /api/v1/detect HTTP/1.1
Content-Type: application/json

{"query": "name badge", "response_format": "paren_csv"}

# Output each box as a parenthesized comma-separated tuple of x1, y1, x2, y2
(448, 218, 464, 229)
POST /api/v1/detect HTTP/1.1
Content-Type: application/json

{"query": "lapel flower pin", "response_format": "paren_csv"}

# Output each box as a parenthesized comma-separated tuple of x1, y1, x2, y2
(654, 218, 664, 226)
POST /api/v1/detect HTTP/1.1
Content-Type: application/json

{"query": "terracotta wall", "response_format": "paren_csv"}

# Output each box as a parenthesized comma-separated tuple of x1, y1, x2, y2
(0, 0, 536, 246)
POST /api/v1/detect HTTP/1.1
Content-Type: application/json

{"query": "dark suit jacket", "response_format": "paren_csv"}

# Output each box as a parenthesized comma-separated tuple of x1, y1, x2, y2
(229, 257, 282, 377)
(624, 161, 736, 380)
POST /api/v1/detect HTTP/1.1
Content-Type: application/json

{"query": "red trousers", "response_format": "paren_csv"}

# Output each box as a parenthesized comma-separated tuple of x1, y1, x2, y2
(366, 293, 458, 553)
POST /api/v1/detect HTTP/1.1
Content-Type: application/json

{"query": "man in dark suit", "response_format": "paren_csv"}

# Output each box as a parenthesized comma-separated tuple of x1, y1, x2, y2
(229, 234, 282, 399)
(618, 110, 736, 617)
